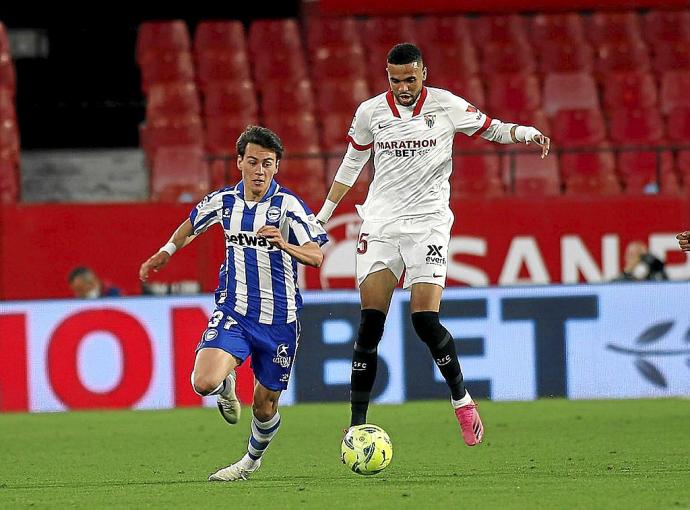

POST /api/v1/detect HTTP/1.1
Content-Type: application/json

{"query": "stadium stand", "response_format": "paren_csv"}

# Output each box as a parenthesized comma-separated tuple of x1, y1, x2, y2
(127, 10, 690, 201)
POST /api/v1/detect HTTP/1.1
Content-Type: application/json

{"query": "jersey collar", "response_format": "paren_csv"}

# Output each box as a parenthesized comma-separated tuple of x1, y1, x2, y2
(236, 179, 278, 203)
(385, 86, 428, 119)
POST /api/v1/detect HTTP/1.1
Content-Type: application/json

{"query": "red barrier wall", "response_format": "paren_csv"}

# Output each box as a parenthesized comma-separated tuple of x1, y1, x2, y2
(2, 196, 689, 300)
(319, 0, 688, 15)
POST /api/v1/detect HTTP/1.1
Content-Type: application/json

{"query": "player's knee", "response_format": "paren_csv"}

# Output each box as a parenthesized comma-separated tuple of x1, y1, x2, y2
(411, 311, 448, 346)
(252, 395, 278, 422)
(191, 371, 221, 396)
(355, 309, 387, 352)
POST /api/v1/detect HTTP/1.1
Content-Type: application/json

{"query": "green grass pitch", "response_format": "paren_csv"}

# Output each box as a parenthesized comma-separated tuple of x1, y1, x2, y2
(1, 399, 689, 509)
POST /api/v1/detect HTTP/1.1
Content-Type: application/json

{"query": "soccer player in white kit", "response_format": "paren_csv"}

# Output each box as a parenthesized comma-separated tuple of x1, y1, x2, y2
(316, 43, 551, 446)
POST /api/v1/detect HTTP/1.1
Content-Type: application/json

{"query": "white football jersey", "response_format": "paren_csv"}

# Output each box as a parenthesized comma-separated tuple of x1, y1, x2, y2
(347, 86, 494, 221)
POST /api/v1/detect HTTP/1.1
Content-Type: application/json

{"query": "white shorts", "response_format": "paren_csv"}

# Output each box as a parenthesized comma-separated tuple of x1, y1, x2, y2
(355, 211, 453, 289)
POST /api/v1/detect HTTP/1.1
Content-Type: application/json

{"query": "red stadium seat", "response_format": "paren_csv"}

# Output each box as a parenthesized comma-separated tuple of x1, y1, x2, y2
(586, 12, 642, 45)
(451, 154, 504, 198)
(136, 21, 191, 63)
(208, 158, 234, 189)
(249, 19, 301, 55)
(538, 43, 593, 74)
(368, 71, 391, 97)
(415, 16, 470, 47)
(561, 149, 620, 196)
(530, 13, 585, 45)
(252, 50, 307, 89)
(316, 78, 369, 115)
(472, 15, 528, 46)
(486, 73, 541, 114)
(306, 17, 359, 49)
(262, 112, 320, 151)
(608, 108, 664, 145)
(0, 52, 16, 95)
(422, 45, 480, 79)
(503, 152, 561, 197)
(205, 113, 259, 155)
(551, 109, 607, 147)
(643, 10, 690, 45)
(0, 159, 18, 204)
(618, 150, 677, 194)
(0, 22, 8, 54)
(677, 151, 690, 188)
(140, 115, 205, 165)
(151, 145, 209, 202)
(261, 78, 315, 116)
(310, 44, 367, 80)
(321, 112, 354, 152)
(146, 82, 200, 121)
(0, 88, 15, 119)
(362, 17, 418, 47)
(480, 43, 536, 75)
(543, 73, 599, 117)
(651, 41, 690, 73)
(194, 21, 245, 53)
(139, 51, 195, 94)
(666, 108, 690, 144)
(594, 41, 650, 78)
(426, 75, 485, 107)
(602, 72, 657, 111)
(660, 71, 690, 115)
(0, 118, 20, 165)
(203, 80, 258, 118)
(195, 50, 252, 89)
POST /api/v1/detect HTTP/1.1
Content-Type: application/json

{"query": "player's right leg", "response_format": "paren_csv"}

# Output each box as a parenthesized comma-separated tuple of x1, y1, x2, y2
(350, 268, 398, 427)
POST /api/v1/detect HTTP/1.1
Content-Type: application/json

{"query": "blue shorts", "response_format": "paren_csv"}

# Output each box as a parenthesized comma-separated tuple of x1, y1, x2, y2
(196, 307, 300, 391)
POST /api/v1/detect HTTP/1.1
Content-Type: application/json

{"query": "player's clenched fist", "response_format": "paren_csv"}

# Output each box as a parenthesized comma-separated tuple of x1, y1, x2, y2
(677, 231, 690, 252)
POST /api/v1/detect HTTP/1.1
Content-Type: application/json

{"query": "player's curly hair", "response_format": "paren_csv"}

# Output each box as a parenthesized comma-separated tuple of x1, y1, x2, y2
(236, 125, 284, 160)
(387, 43, 423, 65)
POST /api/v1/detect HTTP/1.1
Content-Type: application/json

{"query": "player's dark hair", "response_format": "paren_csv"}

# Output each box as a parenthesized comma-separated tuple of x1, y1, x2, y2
(236, 125, 284, 161)
(387, 43, 423, 66)
(68, 266, 93, 283)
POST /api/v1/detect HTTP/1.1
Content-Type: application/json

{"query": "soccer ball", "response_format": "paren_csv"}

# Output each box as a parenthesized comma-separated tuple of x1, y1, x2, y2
(340, 424, 393, 475)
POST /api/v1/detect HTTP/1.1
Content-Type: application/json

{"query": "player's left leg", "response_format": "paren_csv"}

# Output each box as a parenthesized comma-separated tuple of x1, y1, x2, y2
(409, 283, 483, 446)
(208, 383, 281, 482)
(209, 319, 297, 482)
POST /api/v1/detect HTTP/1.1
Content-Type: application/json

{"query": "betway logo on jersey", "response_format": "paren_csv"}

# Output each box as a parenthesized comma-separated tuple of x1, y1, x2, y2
(377, 139, 437, 157)
(225, 231, 279, 251)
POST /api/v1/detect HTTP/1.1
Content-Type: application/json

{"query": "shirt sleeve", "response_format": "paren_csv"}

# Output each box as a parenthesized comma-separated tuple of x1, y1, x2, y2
(443, 91, 493, 138)
(188, 191, 223, 235)
(346, 102, 374, 150)
(285, 195, 329, 247)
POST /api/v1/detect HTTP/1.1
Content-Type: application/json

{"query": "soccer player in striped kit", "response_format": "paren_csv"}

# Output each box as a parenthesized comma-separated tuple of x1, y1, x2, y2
(140, 126, 327, 481)
(316, 43, 550, 447)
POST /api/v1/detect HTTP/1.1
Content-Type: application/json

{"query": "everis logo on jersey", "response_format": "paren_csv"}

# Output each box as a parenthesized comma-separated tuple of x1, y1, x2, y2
(225, 231, 279, 251)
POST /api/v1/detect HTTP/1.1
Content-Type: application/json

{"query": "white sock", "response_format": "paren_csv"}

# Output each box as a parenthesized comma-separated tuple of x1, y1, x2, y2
(451, 391, 473, 409)
(220, 371, 236, 399)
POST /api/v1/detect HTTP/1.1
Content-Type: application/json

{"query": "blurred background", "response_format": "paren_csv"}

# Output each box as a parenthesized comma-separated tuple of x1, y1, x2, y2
(1, 1, 689, 413)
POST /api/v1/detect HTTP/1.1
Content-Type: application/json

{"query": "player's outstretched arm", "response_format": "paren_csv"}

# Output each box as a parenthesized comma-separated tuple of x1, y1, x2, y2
(509, 125, 551, 159)
(139, 219, 196, 281)
(316, 143, 371, 225)
(677, 231, 690, 252)
(256, 226, 324, 267)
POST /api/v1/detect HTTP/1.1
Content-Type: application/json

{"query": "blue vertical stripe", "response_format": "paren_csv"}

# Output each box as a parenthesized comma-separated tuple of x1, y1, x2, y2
(287, 230, 303, 312)
(268, 195, 287, 324)
(241, 204, 260, 320)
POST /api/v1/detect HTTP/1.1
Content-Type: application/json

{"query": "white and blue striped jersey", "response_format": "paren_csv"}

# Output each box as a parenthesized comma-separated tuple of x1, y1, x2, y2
(189, 180, 328, 325)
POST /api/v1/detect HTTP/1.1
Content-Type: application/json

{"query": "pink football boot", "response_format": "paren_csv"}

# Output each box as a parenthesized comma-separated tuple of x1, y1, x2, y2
(454, 401, 484, 446)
